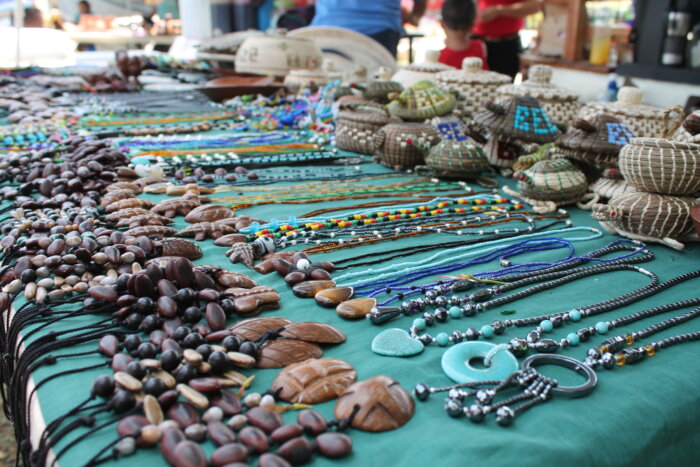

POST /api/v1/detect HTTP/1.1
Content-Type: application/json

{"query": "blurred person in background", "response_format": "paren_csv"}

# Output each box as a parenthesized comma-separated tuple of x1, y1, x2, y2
(474, 0, 541, 78)
(74, 0, 90, 23)
(311, 0, 427, 56)
(23, 7, 44, 27)
(439, 0, 487, 69)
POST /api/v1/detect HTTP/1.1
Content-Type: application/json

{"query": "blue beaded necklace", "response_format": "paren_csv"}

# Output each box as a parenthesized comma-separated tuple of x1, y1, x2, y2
(334, 226, 603, 287)
(367, 239, 648, 306)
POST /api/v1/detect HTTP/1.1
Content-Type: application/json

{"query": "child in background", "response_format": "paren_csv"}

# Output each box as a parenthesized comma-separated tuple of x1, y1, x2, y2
(439, 0, 488, 69)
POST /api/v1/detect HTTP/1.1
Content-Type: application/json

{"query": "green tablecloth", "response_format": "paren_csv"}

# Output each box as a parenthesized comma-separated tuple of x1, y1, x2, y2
(28, 167, 700, 467)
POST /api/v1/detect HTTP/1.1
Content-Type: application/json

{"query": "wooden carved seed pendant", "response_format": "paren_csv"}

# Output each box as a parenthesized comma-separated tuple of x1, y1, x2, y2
(159, 238, 204, 260)
(227, 243, 256, 268)
(124, 225, 178, 238)
(176, 222, 235, 241)
(334, 375, 415, 432)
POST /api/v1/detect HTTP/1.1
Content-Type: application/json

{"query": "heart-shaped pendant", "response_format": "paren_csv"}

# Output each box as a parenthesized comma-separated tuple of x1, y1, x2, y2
(371, 328, 424, 357)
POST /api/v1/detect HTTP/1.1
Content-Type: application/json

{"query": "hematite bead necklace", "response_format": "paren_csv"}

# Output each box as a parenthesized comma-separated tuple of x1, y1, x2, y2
(406, 262, 659, 347)
(585, 303, 700, 369)
(500, 269, 700, 356)
(416, 328, 700, 425)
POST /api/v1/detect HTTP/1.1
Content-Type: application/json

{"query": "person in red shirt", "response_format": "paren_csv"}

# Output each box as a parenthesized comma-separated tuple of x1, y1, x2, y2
(438, 0, 488, 70)
(474, 0, 541, 78)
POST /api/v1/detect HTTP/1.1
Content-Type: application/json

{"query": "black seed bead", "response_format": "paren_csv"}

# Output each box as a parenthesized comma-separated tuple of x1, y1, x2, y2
(93, 375, 115, 398)
(160, 349, 180, 372)
(182, 332, 203, 348)
(239, 341, 259, 358)
(110, 390, 135, 413)
(143, 377, 166, 396)
(222, 336, 241, 352)
(124, 335, 141, 352)
(172, 326, 190, 342)
(126, 361, 147, 379)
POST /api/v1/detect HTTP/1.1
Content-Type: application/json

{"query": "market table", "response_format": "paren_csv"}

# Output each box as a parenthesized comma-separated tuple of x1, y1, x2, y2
(19, 160, 700, 467)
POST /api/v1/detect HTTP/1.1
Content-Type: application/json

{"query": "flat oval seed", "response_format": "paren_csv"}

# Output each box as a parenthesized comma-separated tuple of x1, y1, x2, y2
(114, 371, 142, 392)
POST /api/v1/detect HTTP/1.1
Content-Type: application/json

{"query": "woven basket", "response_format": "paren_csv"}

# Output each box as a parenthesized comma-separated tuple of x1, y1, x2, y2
(425, 138, 489, 178)
(374, 122, 441, 170)
(336, 105, 401, 155)
(435, 57, 511, 119)
(483, 138, 528, 168)
(592, 192, 695, 241)
(358, 80, 404, 104)
(387, 80, 456, 121)
(619, 137, 700, 195)
(589, 177, 639, 200)
(579, 87, 665, 137)
(497, 65, 581, 129)
(516, 159, 588, 204)
(391, 50, 454, 88)
(618, 106, 700, 195)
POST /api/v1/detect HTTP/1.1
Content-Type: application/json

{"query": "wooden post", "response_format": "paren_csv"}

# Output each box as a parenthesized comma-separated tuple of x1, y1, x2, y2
(563, 0, 587, 61)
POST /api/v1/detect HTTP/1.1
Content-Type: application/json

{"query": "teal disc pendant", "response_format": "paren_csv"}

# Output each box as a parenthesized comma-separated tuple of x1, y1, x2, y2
(441, 341, 518, 383)
(371, 328, 425, 357)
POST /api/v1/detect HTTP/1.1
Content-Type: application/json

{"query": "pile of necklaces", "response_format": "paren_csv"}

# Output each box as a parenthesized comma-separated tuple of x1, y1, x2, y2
(0, 67, 699, 467)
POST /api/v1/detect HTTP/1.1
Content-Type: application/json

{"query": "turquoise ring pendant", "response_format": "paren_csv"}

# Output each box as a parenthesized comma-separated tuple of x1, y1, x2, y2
(441, 341, 518, 383)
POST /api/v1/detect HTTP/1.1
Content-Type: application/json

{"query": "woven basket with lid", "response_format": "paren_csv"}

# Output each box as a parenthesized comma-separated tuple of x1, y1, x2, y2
(592, 192, 695, 249)
(284, 60, 342, 93)
(373, 122, 441, 170)
(473, 95, 561, 169)
(619, 106, 700, 195)
(554, 113, 636, 165)
(355, 67, 404, 104)
(391, 50, 455, 88)
(424, 138, 489, 178)
(387, 80, 456, 121)
(336, 104, 401, 155)
(580, 87, 665, 137)
(516, 158, 588, 204)
(435, 57, 511, 119)
(497, 65, 581, 129)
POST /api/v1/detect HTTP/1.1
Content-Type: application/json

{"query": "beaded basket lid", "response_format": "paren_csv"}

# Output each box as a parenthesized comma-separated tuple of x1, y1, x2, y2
(435, 57, 511, 85)
(556, 113, 636, 155)
(425, 138, 489, 177)
(473, 96, 561, 143)
(387, 80, 456, 120)
(498, 65, 579, 102)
